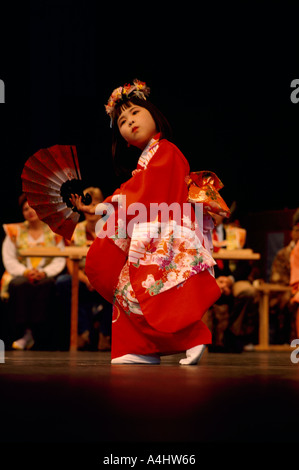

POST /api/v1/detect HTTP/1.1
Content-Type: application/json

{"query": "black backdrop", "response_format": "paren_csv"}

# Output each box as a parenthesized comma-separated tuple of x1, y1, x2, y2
(0, 1, 298, 226)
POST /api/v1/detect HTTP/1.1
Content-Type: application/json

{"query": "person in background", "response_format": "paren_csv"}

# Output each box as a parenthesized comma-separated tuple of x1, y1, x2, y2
(204, 209, 260, 352)
(55, 187, 112, 350)
(290, 223, 299, 336)
(1, 194, 66, 350)
(269, 208, 299, 343)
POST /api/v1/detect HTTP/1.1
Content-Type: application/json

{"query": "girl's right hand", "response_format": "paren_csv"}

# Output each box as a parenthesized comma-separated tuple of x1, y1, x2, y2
(69, 194, 96, 215)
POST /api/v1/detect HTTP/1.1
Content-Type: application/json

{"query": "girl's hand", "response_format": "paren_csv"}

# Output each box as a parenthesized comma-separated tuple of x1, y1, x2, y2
(69, 194, 96, 215)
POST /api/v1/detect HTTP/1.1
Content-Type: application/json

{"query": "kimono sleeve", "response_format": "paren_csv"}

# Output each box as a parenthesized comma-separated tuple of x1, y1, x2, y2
(120, 140, 190, 210)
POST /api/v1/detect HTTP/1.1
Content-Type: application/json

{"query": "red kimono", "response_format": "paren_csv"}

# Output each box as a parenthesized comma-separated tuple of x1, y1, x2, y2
(85, 136, 221, 359)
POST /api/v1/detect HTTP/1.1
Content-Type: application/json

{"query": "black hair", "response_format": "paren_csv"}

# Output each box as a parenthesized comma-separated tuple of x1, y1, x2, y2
(110, 95, 172, 178)
(18, 193, 28, 209)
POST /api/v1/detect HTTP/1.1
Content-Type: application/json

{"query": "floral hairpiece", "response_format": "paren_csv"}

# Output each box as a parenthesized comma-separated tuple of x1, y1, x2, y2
(105, 79, 150, 123)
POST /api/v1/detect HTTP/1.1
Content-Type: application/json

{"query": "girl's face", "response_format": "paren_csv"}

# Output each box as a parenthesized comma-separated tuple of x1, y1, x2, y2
(117, 104, 158, 150)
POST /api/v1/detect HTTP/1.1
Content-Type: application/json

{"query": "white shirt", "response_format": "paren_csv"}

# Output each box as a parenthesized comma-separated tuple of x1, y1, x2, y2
(2, 233, 66, 278)
(215, 223, 225, 242)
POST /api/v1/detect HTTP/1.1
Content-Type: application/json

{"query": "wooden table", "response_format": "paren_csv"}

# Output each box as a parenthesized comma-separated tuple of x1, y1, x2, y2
(213, 248, 261, 260)
(20, 246, 89, 351)
(254, 282, 292, 351)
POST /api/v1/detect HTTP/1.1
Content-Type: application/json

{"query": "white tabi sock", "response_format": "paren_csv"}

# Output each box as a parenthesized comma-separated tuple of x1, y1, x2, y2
(179, 344, 206, 365)
(111, 354, 160, 365)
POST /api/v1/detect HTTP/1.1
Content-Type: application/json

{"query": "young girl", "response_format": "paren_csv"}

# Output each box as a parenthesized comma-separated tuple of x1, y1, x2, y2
(72, 79, 222, 364)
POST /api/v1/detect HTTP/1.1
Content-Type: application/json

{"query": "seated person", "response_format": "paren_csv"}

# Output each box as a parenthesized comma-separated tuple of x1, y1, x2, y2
(290, 225, 299, 326)
(55, 187, 112, 350)
(204, 211, 260, 352)
(270, 209, 299, 343)
(1, 194, 66, 350)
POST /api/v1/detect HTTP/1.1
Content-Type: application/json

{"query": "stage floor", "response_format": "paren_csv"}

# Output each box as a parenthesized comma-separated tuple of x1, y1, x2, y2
(1, 348, 298, 445)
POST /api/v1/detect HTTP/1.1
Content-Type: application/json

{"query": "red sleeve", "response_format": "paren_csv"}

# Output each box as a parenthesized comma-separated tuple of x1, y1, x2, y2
(119, 140, 190, 209)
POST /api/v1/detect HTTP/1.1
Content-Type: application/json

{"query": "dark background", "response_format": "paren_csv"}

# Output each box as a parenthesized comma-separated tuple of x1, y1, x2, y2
(0, 1, 298, 226)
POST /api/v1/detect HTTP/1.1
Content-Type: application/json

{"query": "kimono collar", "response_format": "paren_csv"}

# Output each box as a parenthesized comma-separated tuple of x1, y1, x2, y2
(133, 133, 161, 175)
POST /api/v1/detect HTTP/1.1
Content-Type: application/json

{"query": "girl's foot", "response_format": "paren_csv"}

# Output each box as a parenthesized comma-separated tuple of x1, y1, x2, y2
(179, 344, 206, 365)
(111, 354, 160, 364)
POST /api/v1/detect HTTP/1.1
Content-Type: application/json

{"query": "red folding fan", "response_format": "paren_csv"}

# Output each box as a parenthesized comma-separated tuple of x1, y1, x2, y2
(21, 144, 91, 240)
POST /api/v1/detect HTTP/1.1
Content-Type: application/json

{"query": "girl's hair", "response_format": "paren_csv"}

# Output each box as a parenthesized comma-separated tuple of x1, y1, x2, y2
(111, 95, 172, 178)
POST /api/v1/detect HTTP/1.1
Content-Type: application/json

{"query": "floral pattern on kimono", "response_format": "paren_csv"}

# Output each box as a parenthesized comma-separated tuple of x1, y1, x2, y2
(106, 137, 217, 320)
